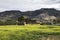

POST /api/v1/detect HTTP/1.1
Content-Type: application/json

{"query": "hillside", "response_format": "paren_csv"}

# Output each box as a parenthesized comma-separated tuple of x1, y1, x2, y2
(0, 8, 60, 22)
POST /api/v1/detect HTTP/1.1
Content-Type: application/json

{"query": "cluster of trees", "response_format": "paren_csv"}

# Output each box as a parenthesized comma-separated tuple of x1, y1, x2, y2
(0, 20, 17, 25)
(18, 16, 40, 25)
(18, 16, 60, 25)
(0, 16, 60, 25)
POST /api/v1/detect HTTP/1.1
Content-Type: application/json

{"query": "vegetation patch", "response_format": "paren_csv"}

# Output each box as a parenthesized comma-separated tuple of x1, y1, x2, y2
(0, 24, 59, 40)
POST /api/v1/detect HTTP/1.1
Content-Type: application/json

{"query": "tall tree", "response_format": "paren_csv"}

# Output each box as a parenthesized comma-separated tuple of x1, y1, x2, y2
(18, 16, 25, 25)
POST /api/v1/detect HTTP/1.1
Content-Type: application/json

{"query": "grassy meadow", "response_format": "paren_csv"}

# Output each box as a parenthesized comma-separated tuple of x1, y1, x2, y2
(0, 24, 60, 40)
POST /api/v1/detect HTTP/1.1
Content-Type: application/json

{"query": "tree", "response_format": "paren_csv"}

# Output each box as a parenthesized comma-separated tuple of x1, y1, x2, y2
(56, 18, 60, 23)
(5, 20, 17, 25)
(0, 21, 5, 25)
(18, 16, 25, 25)
(50, 16, 57, 25)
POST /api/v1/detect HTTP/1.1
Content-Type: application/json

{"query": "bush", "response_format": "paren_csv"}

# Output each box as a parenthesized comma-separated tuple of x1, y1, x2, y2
(5, 20, 17, 25)
(0, 21, 5, 25)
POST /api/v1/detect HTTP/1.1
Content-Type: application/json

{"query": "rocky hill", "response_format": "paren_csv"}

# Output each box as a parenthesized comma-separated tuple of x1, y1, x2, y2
(0, 8, 60, 21)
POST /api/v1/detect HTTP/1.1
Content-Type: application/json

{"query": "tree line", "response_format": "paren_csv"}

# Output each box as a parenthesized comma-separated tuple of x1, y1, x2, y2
(0, 16, 60, 25)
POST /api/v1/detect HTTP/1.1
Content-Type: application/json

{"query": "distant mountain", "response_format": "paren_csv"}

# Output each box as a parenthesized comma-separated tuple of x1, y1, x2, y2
(0, 8, 60, 21)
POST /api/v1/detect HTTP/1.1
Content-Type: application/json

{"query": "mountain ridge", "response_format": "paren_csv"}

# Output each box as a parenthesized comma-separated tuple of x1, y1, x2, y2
(0, 8, 60, 21)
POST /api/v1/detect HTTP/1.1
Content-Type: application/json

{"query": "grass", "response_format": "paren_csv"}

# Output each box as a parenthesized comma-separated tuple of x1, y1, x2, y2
(0, 24, 60, 32)
(0, 24, 60, 40)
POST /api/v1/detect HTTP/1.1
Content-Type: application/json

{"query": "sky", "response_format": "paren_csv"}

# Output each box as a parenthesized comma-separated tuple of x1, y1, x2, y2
(0, 0, 60, 12)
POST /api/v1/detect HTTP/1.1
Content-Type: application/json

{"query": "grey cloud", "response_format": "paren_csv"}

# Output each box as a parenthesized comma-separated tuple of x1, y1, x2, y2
(0, 0, 60, 11)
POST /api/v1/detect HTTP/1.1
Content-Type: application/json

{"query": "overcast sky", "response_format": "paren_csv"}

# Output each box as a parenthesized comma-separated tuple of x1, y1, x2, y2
(0, 0, 60, 11)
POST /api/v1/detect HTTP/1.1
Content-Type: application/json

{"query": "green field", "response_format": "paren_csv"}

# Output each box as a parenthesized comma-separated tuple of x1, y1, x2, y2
(0, 24, 60, 40)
